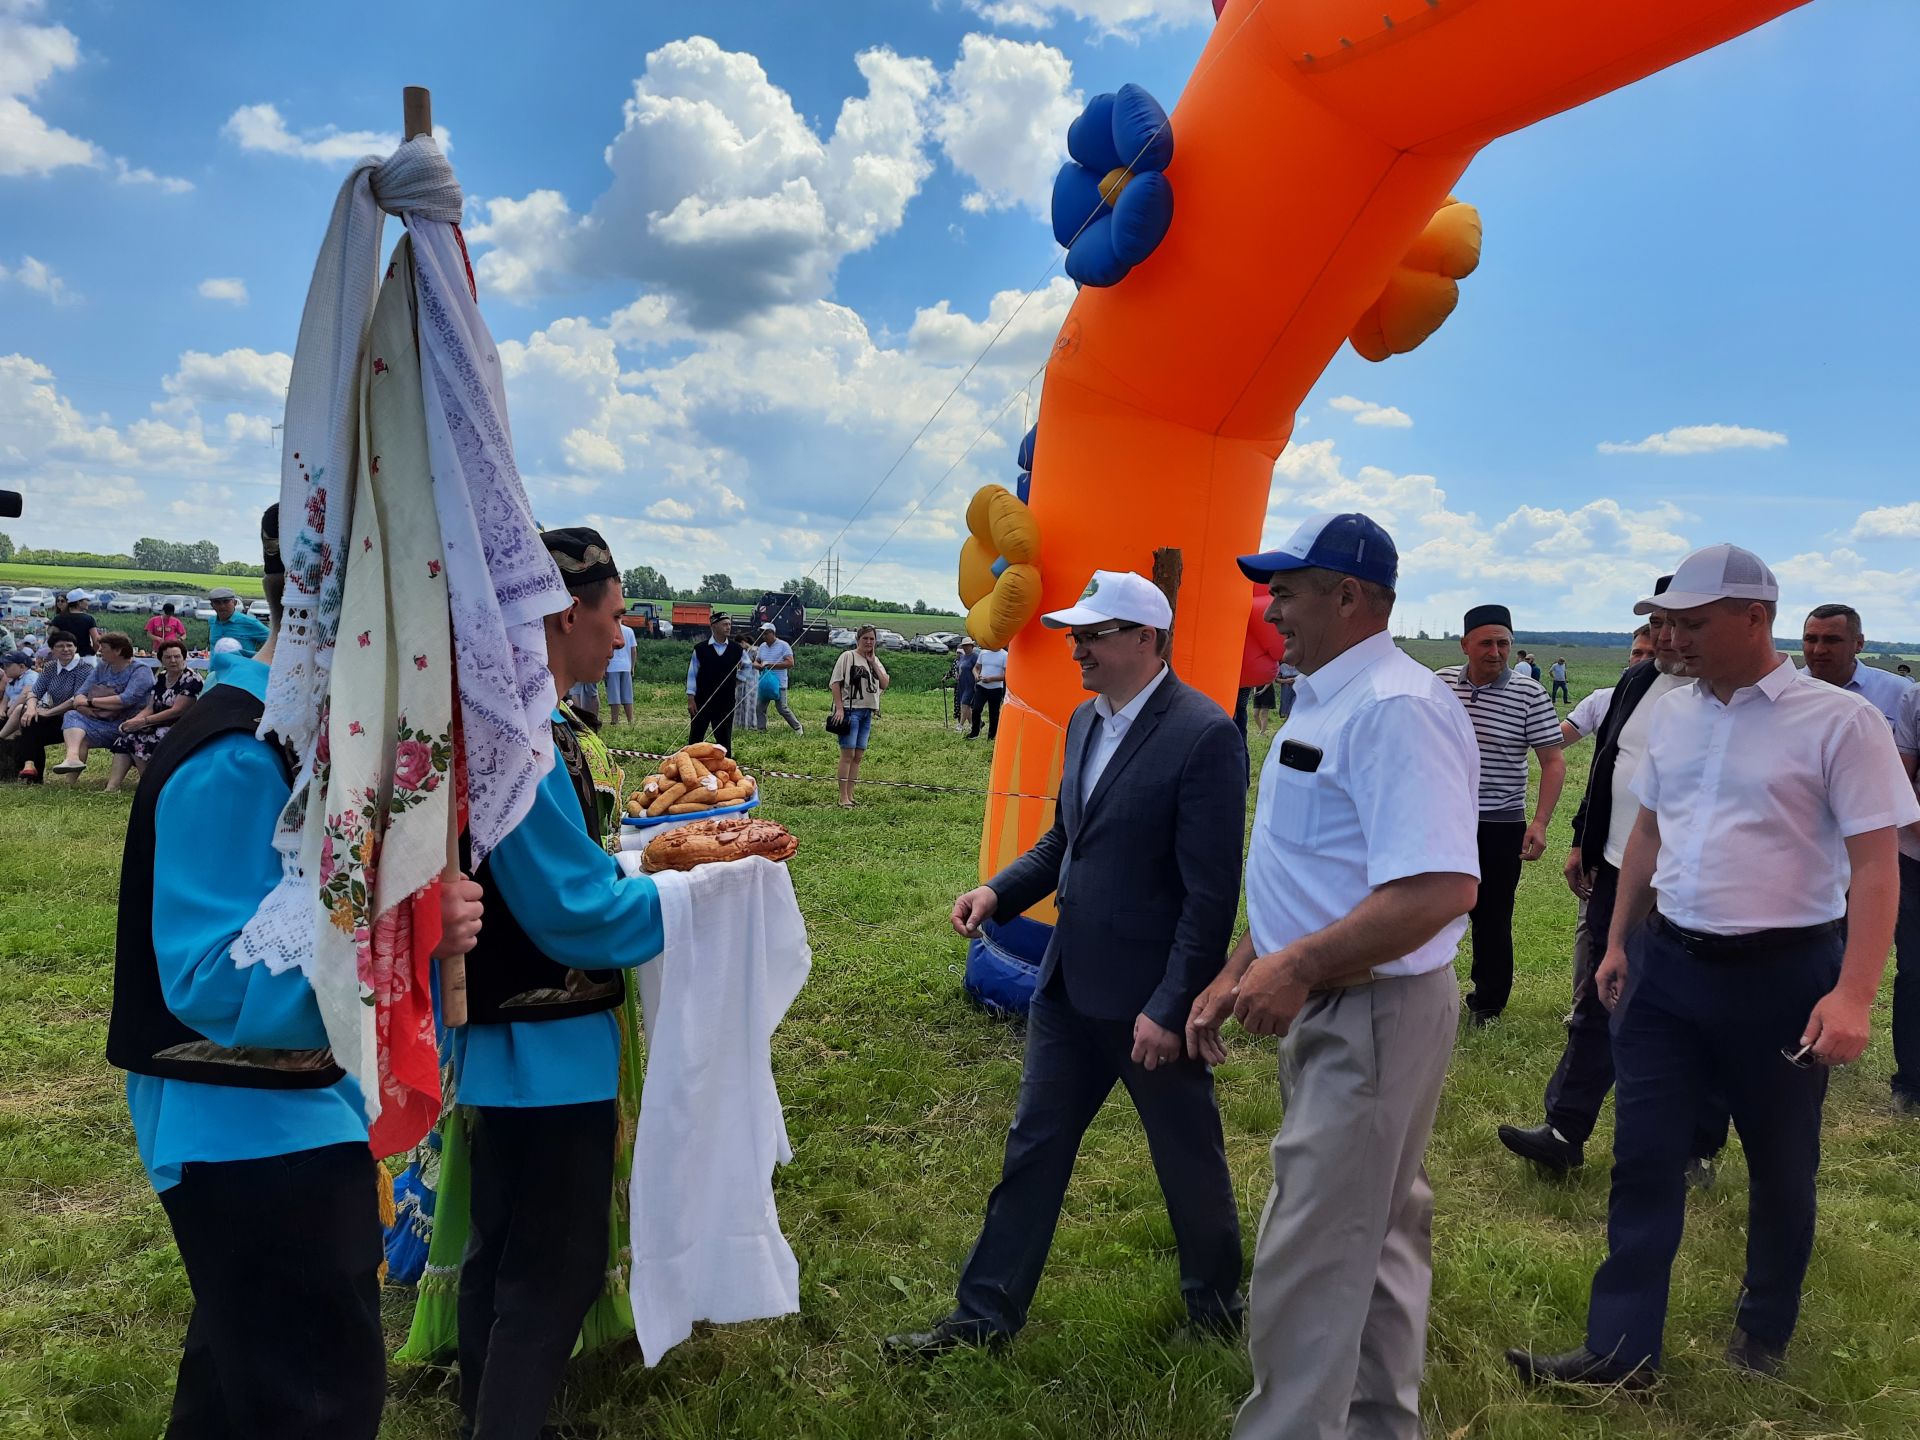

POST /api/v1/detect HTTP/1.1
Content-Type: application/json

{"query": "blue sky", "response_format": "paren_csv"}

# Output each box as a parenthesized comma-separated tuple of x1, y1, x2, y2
(3, 0, 1916, 636)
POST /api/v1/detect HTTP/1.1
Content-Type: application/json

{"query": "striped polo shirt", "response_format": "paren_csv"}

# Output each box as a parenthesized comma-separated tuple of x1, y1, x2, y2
(1435, 663, 1563, 821)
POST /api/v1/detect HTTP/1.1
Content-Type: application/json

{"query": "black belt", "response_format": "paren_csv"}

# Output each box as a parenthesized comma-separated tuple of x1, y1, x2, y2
(1651, 912, 1842, 958)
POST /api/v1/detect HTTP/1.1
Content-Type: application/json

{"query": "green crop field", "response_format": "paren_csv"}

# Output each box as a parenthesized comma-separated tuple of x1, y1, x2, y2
(3, 646, 1916, 1439)
(0, 563, 265, 599)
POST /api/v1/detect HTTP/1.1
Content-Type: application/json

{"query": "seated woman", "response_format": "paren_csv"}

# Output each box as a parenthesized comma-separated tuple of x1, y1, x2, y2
(53, 631, 154, 778)
(105, 638, 202, 792)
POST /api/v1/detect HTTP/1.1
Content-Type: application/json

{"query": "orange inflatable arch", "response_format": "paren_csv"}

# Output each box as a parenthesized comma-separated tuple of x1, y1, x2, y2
(982, 0, 1809, 910)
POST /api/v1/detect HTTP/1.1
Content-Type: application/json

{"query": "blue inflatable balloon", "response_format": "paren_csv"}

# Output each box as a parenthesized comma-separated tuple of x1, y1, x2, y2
(1049, 85, 1175, 288)
(1017, 424, 1037, 473)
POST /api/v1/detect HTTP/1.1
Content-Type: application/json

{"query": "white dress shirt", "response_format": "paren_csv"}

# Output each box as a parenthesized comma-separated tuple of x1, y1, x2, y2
(1796, 658, 1911, 727)
(1245, 630, 1481, 978)
(1632, 657, 1919, 933)
(1080, 664, 1168, 798)
(1602, 671, 1690, 868)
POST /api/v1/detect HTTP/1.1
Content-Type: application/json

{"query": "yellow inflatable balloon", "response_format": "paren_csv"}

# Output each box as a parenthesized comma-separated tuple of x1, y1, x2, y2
(958, 484, 1043, 647)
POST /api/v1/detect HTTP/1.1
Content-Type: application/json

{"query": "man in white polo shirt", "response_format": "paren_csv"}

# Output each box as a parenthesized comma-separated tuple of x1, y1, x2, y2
(1187, 513, 1480, 1440)
(1799, 603, 1911, 725)
(1508, 544, 1916, 1389)
(1436, 604, 1566, 1023)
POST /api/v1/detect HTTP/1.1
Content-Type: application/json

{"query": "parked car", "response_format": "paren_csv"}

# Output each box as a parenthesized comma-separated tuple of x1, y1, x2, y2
(193, 604, 217, 621)
(828, 627, 857, 647)
(8, 586, 53, 617)
(875, 629, 908, 651)
(909, 633, 953, 654)
(152, 593, 194, 615)
(248, 598, 271, 619)
(107, 593, 146, 613)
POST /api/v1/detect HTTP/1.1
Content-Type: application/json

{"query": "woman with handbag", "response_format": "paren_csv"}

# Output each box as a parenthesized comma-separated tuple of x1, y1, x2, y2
(828, 625, 890, 808)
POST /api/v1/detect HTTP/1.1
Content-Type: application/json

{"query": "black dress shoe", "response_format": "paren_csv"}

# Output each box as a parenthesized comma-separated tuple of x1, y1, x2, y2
(1505, 1345, 1654, 1390)
(881, 1317, 1008, 1361)
(1725, 1329, 1786, 1377)
(1497, 1123, 1584, 1176)
(1168, 1310, 1243, 1345)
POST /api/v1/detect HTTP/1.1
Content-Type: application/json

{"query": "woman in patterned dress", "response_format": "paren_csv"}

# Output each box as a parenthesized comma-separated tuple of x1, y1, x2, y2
(106, 639, 202, 791)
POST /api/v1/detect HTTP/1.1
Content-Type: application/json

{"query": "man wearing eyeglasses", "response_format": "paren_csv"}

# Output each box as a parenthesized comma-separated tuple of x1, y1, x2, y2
(1508, 544, 1915, 1391)
(886, 569, 1247, 1359)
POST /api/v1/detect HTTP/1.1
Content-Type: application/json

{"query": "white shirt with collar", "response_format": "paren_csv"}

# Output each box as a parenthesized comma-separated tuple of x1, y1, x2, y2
(1245, 630, 1481, 978)
(1797, 658, 1911, 727)
(1893, 683, 1920, 862)
(1565, 685, 1614, 740)
(1632, 656, 1919, 934)
(1080, 663, 1168, 799)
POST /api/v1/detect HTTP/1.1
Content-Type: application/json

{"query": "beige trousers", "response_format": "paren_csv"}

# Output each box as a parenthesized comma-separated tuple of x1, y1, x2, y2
(1232, 965, 1459, 1440)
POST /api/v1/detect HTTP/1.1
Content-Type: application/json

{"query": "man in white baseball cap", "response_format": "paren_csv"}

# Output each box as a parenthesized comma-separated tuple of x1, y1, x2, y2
(890, 568, 1247, 1359)
(1511, 542, 1917, 1390)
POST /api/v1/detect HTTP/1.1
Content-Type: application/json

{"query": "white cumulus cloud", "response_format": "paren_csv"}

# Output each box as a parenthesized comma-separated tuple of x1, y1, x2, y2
(158, 347, 291, 412)
(1596, 424, 1787, 456)
(197, 277, 249, 305)
(0, 254, 75, 303)
(966, 0, 1210, 38)
(932, 35, 1080, 216)
(1848, 502, 1920, 542)
(0, 5, 189, 187)
(1327, 395, 1412, 429)
(907, 276, 1075, 372)
(468, 38, 937, 325)
(221, 102, 451, 164)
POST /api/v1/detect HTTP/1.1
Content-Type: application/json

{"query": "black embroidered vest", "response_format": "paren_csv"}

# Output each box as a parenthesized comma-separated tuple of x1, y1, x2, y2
(462, 716, 623, 1025)
(107, 685, 345, 1088)
(691, 640, 742, 711)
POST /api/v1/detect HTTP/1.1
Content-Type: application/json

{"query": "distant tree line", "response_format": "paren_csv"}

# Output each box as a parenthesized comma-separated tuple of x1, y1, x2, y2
(0, 532, 261, 577)
(617, 566, 959, 618)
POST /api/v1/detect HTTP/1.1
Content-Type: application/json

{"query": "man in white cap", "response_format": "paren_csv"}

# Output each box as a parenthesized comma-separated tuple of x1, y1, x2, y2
(1187, 513, 1480, 1440)
(1509, 543, 1916, 1389)
(206, 587, 269, 659)
(886, 568, 1247, 1357)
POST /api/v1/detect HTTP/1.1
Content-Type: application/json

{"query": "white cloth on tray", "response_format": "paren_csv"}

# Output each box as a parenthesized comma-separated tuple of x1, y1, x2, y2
(611, 852, 811, 1365)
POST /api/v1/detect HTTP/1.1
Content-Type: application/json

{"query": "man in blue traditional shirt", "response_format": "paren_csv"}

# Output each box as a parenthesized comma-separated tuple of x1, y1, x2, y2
(107, 506, 485, 1437)
(453, 525, 668, 1440)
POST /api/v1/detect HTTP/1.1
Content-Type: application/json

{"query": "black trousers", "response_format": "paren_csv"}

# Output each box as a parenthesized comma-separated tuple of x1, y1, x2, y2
(0, 712, 62, 781)
(951, 986, 1242, 1336)
(1894, 854, 1920, 1104)
(969, 685, 1004, 739)
(1541, 863, 1728, 1157)
(689, 692, 734, 755)
(459, 1101, 617, 1440)
(1586, 917, 1840, 1367)
(1466, 818, 1526, 1017)
(1551, 680, 1571, 703)
(157, 1141, 385, 1440)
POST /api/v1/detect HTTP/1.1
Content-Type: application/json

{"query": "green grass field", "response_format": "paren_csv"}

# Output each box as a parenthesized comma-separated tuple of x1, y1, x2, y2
(3, 646, 1917, 1439)
(0, 563, 265, 599)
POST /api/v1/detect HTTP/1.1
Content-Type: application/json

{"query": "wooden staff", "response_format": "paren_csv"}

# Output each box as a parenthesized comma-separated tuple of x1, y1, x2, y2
(406, 84, 470, 1027)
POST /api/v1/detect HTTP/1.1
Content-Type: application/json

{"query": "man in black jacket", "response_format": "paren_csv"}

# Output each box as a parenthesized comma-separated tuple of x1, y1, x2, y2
(1498, 579, 1727, 1177)
(685, 612, 743, 752)
(885, 568, 1247, 1357)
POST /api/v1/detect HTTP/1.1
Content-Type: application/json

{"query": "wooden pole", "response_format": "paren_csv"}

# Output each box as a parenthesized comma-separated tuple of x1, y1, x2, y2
(1151, 546, 1183, 657)
(403, 86, 432, 141)
(406, 83, 468, 1026)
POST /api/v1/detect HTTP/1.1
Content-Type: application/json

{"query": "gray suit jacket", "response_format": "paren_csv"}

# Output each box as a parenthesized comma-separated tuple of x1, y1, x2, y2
(987, 671, 1247, 1033)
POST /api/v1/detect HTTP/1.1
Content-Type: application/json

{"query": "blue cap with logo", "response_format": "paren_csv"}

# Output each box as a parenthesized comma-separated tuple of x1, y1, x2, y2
(1237, 512, 1398, 589)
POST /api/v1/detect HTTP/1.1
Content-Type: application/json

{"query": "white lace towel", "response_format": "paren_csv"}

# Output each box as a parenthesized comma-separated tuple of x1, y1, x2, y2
(408, 217, 571, 863)
(262, 135, 463, 758)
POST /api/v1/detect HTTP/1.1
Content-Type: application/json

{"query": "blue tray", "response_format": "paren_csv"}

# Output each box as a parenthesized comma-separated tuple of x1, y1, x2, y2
(622, 793, 760, 829)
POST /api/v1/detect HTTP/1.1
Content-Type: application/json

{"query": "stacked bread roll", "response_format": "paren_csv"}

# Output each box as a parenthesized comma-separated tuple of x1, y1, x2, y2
(625, 743, 759, 819)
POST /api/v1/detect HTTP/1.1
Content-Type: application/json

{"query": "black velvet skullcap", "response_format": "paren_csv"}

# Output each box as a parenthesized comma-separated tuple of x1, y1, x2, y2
(541, 526, 619, 592)
(1462, 603, 1512, 634)
(261, 504, 284, 576)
